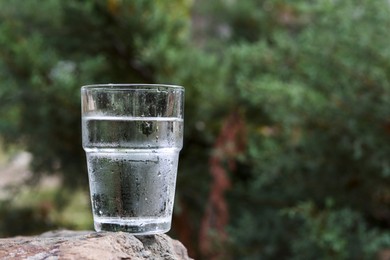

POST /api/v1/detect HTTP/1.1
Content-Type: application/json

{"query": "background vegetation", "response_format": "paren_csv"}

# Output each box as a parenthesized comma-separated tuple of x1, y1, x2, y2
(0, 0, 389, 259)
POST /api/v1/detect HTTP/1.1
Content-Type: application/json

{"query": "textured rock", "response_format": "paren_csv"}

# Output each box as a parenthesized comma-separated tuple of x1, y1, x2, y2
(0, 230, 193, 260)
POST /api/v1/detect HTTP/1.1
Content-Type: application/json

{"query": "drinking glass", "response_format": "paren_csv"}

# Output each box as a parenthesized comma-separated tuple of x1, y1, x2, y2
(81, 84, 184, 235)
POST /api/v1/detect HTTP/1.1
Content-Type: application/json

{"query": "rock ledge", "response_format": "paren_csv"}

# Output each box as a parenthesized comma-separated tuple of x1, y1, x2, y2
(0, 230, 192, 260)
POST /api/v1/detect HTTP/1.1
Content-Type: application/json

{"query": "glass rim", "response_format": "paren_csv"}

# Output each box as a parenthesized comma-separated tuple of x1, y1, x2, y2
(81, 83, 184, 91)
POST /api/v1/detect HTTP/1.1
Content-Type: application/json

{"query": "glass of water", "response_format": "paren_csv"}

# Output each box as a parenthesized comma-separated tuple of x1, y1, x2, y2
(81, 84, 184, 235)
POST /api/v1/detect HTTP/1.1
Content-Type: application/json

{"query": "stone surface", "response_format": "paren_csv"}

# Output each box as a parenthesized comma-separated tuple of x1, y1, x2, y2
(0, 230, 193, 260)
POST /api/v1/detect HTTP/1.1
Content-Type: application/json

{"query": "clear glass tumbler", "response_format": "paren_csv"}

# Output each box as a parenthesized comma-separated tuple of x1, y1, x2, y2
(81, 84, 184, 235)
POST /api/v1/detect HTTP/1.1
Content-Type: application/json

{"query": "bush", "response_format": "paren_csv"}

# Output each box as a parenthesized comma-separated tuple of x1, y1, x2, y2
(200, 0, 390, 258)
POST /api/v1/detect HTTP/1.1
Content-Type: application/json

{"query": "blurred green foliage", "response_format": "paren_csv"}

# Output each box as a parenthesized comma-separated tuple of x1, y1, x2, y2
(0, 187, 92, 237)
(0, 0, 390, 259)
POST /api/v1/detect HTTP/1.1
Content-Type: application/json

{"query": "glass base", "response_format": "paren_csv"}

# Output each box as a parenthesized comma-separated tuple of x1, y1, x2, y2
(94, 217, 171, 235)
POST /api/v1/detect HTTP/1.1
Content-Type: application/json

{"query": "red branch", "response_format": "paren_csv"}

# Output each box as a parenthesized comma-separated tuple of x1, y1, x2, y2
(199, 110, 246, 259)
